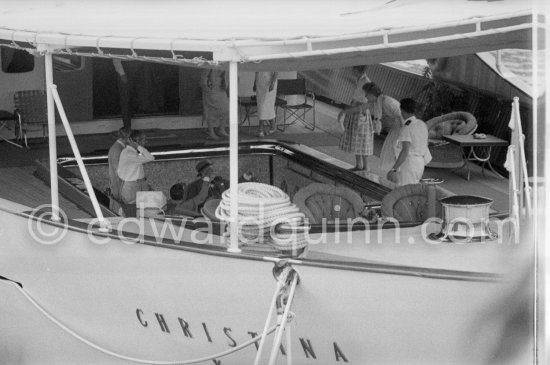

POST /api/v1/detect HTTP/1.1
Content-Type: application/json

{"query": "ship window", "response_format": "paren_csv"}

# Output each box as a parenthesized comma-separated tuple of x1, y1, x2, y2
(1, 47, 34, 73)
(53, 55, 84, 72)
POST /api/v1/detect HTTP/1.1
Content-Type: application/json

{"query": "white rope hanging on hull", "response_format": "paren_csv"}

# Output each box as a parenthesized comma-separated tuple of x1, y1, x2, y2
(215, 182, 310, 253)
(2, 274, 285, 365)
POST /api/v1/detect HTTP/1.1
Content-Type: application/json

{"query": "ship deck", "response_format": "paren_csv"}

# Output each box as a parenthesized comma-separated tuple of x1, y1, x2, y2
(0, 106, 509, 215)
(0, 166, 90, 217)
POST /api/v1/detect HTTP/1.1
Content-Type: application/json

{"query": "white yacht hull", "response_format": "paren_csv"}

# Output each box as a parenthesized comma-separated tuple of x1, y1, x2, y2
(0, 205, 530, 364)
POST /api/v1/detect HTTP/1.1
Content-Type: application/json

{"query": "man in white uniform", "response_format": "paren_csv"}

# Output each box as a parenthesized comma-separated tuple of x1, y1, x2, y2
(386, 98, 431, 186)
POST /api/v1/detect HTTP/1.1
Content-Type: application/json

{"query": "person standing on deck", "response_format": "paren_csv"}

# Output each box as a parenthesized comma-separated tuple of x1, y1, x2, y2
(118, 130, 155, 205)
(108, 127, 131, 211)
(386, 98, 431, 186)
(362, 82, 403, 175)
(253, 71, 278, 137)
(337, 67, 379, 171)
(201, 69, 229, 140)
(113, 59, 132, 131)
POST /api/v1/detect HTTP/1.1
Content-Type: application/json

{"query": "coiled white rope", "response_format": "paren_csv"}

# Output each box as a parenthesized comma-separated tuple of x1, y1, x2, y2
(215, 182, 309, 252)
(3, 279, 280, 365)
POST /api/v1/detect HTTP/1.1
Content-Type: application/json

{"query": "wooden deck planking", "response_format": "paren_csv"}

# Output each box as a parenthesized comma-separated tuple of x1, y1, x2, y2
(0, 166, 91, 218)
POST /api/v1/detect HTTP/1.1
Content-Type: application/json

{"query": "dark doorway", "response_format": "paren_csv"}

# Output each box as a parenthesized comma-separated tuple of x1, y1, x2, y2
(92, 59, 180, 119)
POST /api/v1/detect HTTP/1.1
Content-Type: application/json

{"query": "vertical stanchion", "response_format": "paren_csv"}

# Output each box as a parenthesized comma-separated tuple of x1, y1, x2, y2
(228, 62, 241, 253)
(530, 8, 540, 364)
(44, 50, 60, 221)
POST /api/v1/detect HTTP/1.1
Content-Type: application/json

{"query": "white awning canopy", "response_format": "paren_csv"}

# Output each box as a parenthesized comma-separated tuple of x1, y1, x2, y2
(0, 0, 538, 70)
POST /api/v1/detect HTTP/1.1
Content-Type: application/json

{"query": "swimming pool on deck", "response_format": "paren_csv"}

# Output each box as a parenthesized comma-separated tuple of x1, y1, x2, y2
(56, 140, 390, 215)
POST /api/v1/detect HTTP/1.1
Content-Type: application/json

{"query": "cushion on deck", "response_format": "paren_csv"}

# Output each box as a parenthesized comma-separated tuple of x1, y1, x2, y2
(293, 183, 364, 224)
(381, 183, 452, 222)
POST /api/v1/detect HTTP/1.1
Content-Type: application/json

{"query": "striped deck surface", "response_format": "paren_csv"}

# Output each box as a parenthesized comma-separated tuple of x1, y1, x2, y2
(0, 166, 90, 218)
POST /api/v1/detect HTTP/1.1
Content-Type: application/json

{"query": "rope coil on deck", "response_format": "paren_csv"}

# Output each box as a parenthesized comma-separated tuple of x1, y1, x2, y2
(215, 182, 309, 252)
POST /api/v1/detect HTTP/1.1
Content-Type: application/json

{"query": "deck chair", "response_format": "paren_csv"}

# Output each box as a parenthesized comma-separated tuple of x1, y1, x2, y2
(381, 183, 452, 223)
(276, 78, 316, 132)
(14, 90, 48, 148)
(293, 183, 363, 224)
(0, 109, 23, 148)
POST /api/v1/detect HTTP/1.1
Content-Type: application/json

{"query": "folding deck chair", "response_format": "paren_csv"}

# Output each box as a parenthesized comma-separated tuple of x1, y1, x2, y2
(0, 109, 23, 148)
(276, 78, 316, 132)
(14, 89, 48, 148)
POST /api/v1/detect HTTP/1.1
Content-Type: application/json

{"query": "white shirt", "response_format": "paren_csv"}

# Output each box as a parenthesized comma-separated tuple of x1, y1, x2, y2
(108, 139, 126, 196)
(117, 145, 155, 182)
(395, 116, 431, 164)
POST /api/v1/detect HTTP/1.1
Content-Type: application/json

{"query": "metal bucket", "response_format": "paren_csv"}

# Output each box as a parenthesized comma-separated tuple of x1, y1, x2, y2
(434, 195, 497, 241)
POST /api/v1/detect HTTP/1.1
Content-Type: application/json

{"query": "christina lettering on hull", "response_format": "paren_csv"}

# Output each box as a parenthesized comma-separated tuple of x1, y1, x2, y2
(136, 308, 349, 362)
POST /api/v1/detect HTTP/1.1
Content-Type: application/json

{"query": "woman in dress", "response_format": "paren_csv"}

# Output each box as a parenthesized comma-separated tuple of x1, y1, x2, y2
(337, 67, 377, 171)
(362, 82, 403, 175)
(253, 71, 278, 137)
(201, 69, 229, 140)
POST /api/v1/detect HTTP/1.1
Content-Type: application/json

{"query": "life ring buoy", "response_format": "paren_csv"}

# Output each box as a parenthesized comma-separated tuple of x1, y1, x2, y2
(426, 111, 477, 139)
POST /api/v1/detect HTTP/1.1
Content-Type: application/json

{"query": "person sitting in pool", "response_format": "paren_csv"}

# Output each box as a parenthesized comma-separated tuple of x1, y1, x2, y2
(168, 182, 207, 215)
(239, 171, 257, 183)
(209, 175, 229, 199)
(183, 160, 217, 211)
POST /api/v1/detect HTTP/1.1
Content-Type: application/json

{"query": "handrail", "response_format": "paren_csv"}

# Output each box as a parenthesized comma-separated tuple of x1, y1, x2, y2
(50, 84, 110, 232)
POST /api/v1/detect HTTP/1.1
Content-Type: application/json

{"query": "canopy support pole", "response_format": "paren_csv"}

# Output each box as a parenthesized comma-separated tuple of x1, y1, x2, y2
(228, 61, 241, 253)
(44, 50, 60, 221)
(50, 85, 109, 232)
